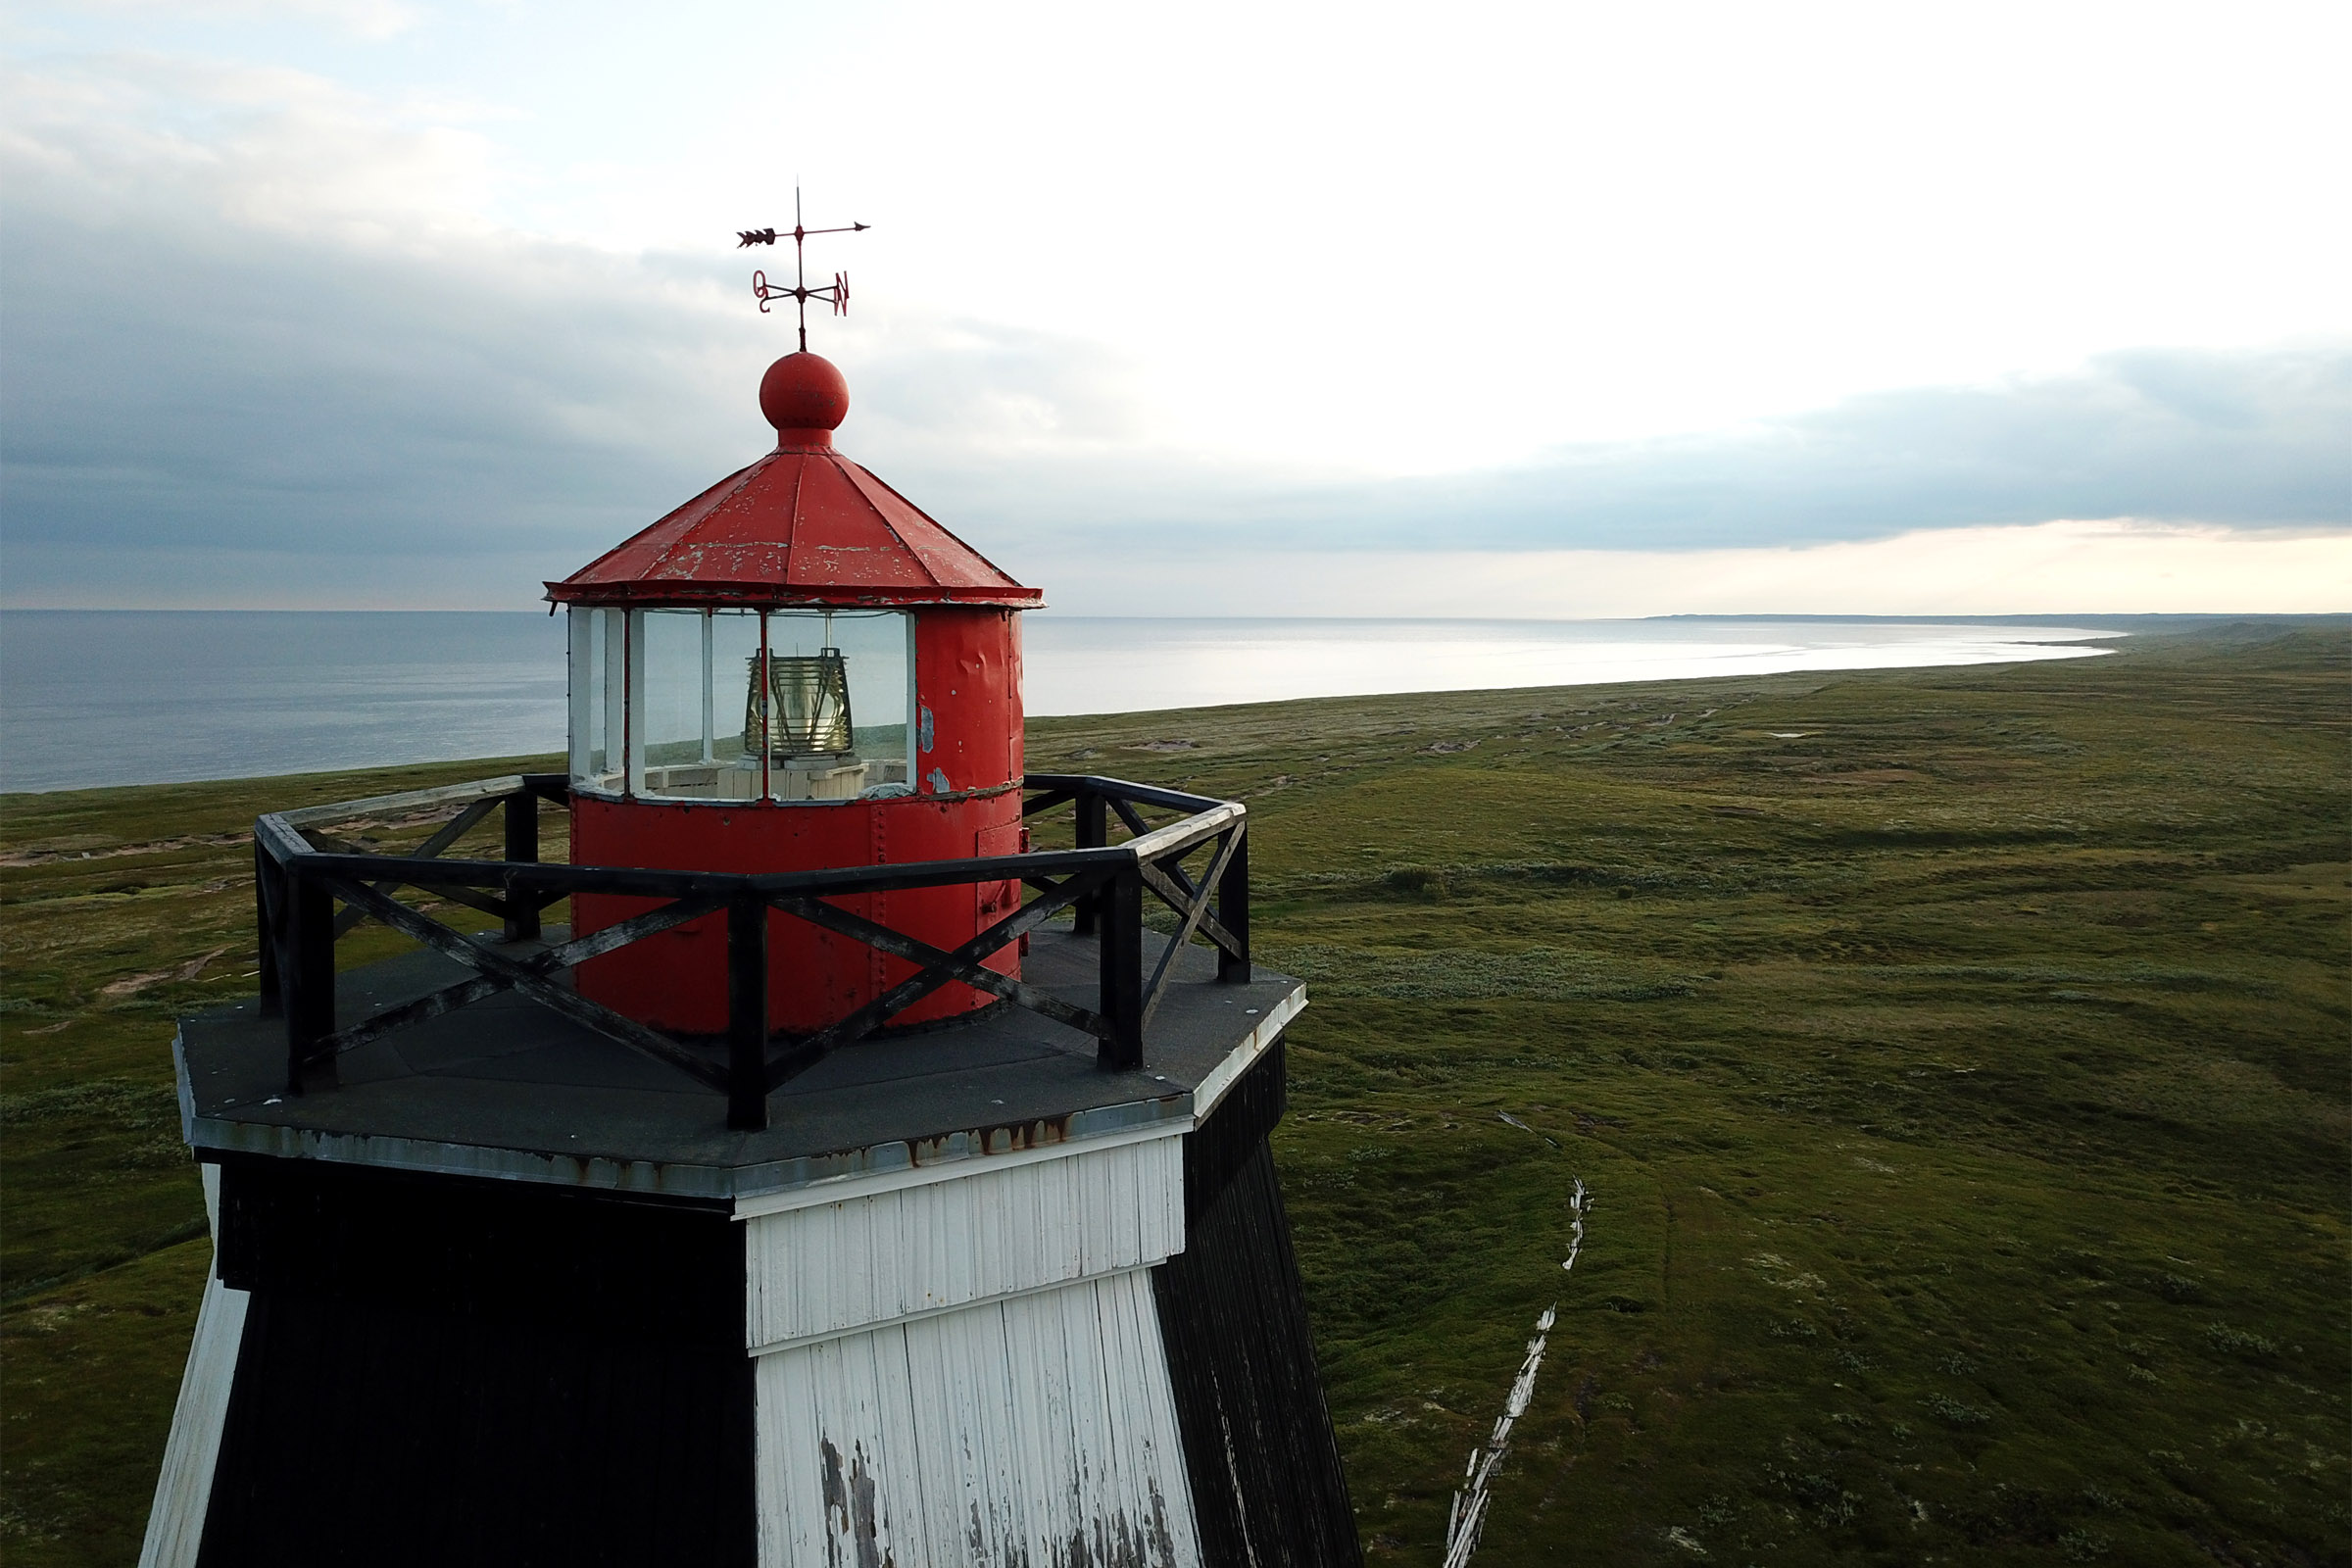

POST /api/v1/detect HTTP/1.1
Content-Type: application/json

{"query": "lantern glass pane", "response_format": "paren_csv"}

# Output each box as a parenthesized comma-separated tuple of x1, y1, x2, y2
(567, 606, 624, 796)
(635, 610, 764, 802)
(761, 610, 911, 803)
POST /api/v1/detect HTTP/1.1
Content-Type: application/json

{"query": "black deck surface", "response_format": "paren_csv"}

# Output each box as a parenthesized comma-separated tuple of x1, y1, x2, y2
(175, 926, 1304, 1200)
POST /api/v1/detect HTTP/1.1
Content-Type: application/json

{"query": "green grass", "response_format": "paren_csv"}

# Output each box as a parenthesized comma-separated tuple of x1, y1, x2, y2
(4, 626, 2346, 1565)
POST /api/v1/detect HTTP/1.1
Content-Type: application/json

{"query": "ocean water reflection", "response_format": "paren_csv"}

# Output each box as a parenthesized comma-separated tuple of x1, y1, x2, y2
(0, 612, 2112, 793)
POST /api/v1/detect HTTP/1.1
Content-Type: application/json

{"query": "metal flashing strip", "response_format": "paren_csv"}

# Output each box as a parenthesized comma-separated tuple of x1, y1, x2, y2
(731, 1116, 1185, 1220)
(1188, 987, 1307, 1123)
(182, 1116, 730, 1200)
(745, 1262, 1158, 1359)
(177, 1024, 1197, 1202)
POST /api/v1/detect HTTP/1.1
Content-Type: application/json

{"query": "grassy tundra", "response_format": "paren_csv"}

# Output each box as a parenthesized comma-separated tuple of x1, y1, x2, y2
(3, 624, 2345, 1565)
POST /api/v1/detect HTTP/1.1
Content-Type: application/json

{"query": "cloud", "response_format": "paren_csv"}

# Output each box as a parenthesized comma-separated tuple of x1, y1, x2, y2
(1037, 519, 2352, 619)
(2, 46, 2345, 612)
(60, 0, 422, 41)
(1415, 348, 2352, 549)
(826, 344, 2352, 565)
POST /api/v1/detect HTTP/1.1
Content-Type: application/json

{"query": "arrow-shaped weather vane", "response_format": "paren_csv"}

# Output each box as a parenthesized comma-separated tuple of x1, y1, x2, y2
(738, 187, 868, 352)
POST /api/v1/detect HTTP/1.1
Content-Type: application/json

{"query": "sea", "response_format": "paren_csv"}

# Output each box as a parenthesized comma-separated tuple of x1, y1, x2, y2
(0, 612, 2116, 795)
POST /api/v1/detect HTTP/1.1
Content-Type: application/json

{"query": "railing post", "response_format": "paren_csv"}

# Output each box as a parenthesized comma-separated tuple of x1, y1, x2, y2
(1073, 790, 1106, 936)
(503, 791, 541, 943)
(254, 838, 282, 1018)
(284, 870, 336, 1094)
(1216, 824, 1250, 984)
(726, 894, 770, 1131)
(1099, 858, 1144, 1070)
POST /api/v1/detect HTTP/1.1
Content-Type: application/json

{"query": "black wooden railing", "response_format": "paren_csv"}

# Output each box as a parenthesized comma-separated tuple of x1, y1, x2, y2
(250, 772, 1249, 1130)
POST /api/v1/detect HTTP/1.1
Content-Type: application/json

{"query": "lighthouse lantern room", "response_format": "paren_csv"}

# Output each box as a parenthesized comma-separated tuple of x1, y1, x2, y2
(550, 348, 1041, 1037)
(142, 215, 1362, 1568)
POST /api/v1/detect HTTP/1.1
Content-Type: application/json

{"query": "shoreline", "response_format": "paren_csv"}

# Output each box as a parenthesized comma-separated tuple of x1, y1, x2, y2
(0, 616, 2147, 798)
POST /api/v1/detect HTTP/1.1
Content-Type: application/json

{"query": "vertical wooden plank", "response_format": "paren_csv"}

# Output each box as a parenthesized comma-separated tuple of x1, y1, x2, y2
(793, 1205, 827, 1346)
(869, 1325, 934, 1568)
(1118, 1271, 1174, 1555)
(981, 1158, 1017, 1305)
(252, 840, 281, 1017)
(932, 1168, 971, 1311)
(284, 872, 334, 1094)
(961, 1302, 1031, 1566)
(1077, 1278, 1133, 1560)
(806, 1338, 850, 1568)
(1135, 1140, 1163, 1265)
(1110, 1268, 1205, 1566)
(1058, 1281, 1117, 1562)
(1107, 1142, 1139, 1274)
(502, 793, 540, 943)
(1216, 824, 1250, 984)
(1079, 1142, 1111, 1278)
(1073, 793, 1107, 935)
(134, 1268, 251, 1568)
(919, 1181, 949, 1320)
(898, 1316, 973, 1568)
(1099, 862, 1146, 1069)
(800, 1203, 834, 1346)
(743, 1214, 771, 1351)
(1004, 1285, 1079, 1562)
(756, 1345, 823, 1568)
(1041, 1152, 1083, 1290)
(867, 1178, 903, 1330)
(834, 1327, 923, 1568)
(842, 1197, 868, 1342)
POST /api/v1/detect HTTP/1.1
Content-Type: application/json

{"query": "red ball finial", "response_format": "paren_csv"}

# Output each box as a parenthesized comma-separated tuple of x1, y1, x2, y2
(760, 352, 849, 448)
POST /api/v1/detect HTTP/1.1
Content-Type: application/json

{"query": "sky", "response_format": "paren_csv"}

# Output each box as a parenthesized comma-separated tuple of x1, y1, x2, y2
(2, 0, 2347, 614)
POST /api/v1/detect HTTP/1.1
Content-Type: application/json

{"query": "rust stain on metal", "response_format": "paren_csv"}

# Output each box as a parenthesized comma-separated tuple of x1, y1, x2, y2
(900, 1112, 1074, 1168)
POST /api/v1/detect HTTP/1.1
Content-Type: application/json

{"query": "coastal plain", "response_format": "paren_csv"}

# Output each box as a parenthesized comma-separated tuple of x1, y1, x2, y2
(3, 624, 2345, 1565)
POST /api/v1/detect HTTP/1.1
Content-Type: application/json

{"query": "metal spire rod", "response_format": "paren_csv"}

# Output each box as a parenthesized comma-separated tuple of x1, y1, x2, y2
(738, 187, 868, 352)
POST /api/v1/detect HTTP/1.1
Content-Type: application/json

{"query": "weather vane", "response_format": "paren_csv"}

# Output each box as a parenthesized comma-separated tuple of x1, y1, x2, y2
(738, 187, 868, 353)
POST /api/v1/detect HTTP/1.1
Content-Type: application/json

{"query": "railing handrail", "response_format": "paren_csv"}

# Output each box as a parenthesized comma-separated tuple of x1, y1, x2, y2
(274, 772, 567, 830)
(249, 771, 1250, 1131)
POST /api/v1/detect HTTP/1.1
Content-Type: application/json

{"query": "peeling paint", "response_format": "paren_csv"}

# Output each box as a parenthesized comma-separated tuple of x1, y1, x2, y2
(545, 448, 1041, 608)
(926, 768, 952, 795)
(819, 1437, 896, 1568)
(761, 1273, 1202, 1565)
(918, 706, 935, 753)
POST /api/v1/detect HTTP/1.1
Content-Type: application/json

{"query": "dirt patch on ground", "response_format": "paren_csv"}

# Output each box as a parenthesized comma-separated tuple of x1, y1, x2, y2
(1806, 768, 1931, 784)
(0, 832, 249, 868)
(96, 946, 227, 1000)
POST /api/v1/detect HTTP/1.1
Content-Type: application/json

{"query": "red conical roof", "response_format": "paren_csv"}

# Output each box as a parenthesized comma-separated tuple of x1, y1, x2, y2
(547, 353, 1041, 609)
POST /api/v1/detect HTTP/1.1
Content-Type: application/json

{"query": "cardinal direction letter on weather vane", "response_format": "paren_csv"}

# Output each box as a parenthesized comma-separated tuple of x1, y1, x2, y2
(738, 187, 869, 351)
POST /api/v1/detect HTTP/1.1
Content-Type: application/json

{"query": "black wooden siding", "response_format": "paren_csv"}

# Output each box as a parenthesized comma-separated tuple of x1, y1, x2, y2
(198, 1155, 755, 1568)
(1154, 1042, 1366, 1568)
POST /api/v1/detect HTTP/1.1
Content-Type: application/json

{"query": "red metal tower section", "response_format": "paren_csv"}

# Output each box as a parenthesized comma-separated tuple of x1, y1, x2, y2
(545, 352, 1043, 1034)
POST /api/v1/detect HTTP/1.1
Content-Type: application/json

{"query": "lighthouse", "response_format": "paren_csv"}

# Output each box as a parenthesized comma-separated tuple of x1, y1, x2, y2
(142, 235, 1362, 1567)
(551, 347, 1043, 1053)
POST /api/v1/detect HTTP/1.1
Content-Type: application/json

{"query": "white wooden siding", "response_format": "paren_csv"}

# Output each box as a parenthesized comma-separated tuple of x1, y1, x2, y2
(138, 1166, 248, 1568)
(756, 1269, 1200, 1568)
(744, 1134, 1185, 1352)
